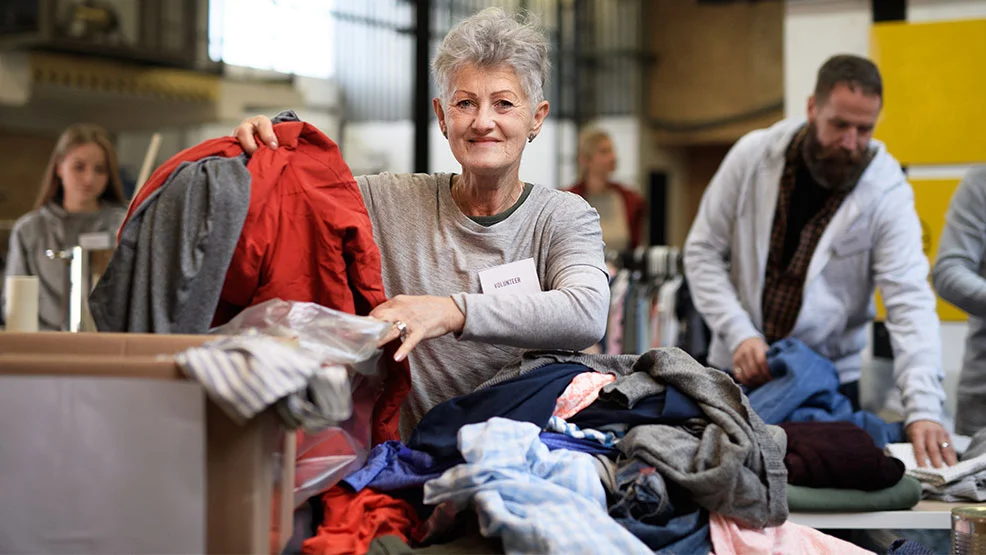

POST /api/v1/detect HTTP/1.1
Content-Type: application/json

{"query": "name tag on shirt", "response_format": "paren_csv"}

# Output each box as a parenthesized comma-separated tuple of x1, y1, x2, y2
(78, 232, 115, 250)
(479, 258, 541, 296)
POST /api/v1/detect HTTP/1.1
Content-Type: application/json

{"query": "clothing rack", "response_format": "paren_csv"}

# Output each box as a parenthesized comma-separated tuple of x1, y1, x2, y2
(604, 245, 684, 355)
(607, 245, 682, 284)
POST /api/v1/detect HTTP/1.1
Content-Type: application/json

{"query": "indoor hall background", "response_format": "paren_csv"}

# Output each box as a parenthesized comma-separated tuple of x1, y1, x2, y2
(330, 0, 652, 219)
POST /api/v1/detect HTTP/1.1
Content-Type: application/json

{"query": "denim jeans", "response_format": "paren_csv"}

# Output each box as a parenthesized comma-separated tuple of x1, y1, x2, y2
(745, 338, 903, 447)
(609, 459, 711, 554)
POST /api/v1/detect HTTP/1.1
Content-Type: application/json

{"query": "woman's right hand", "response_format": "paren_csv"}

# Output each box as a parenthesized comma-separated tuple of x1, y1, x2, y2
(231, 115, 279, 155)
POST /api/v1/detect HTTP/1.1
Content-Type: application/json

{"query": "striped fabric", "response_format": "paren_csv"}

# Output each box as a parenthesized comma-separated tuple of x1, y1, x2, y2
(175, 337, 351, 431)
(546, 415, 620, 447)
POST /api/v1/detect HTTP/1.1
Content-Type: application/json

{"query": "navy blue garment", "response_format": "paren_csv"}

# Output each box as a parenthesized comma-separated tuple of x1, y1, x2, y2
(341, 440, 457, 492)
(746, 338, 904, 447)
(408, 363, 590, 462)
(569, 384, 702, 430)
(887, 538, 936, 555)
(608, 459, 711, 554)
(539, 432, 618, 457)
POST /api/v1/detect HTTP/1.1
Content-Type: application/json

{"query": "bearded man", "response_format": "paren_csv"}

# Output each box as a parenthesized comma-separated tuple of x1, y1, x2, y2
(684, 55, 955, 468)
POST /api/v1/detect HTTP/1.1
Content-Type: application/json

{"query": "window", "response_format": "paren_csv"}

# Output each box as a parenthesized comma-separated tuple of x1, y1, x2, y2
(208, 0, 335, 79)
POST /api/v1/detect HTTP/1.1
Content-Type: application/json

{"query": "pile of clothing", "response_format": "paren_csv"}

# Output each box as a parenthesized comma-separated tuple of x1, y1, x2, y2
(293, 347, 870, 555)
(886, 428, 986, 502)
(745, 339, 920, 514)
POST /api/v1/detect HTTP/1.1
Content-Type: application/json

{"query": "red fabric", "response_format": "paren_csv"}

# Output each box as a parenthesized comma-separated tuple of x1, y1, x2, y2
(302, 486, 421, 555)
(565, 181, 647, 249)
(122, 122, 409, 444)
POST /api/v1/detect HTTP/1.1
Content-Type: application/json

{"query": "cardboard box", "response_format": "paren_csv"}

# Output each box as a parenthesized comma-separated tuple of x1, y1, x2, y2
(0, 332, 294, 554)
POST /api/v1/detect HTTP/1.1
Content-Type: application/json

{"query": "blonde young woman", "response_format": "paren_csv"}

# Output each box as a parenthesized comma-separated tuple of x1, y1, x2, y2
(3, 123, 127, 330)
(565, 128, 646, 252)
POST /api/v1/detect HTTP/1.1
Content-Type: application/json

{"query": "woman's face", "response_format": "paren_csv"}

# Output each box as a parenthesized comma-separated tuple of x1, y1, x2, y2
(434, 63, 549, 179)
(56, 142, 109, 206)
(585, 137, 617, 177)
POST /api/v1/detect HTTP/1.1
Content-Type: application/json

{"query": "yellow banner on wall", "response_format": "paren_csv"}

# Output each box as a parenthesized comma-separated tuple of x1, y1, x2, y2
(875, 178, 966, 322)
(871, 19, 986, 166)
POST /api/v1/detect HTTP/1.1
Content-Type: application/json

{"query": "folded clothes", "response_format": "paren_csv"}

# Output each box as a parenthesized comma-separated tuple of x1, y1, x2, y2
(786, 476, 922, 512)
(886, 443, 986, 502)
(886, 443, 986, 487)
(782, 421, 904, 491)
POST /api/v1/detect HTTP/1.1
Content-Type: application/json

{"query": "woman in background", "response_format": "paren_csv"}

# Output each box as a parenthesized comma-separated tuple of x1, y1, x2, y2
(566, 127, 646, 252)
(3, 123, 127, 330)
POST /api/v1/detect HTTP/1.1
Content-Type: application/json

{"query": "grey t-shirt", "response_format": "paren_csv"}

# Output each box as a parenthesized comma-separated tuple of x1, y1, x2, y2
(356, 172, 610, 434)
(3, 202, 126, 330)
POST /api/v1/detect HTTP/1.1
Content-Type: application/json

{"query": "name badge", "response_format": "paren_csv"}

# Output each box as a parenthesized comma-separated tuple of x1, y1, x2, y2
(78, 231, 115, 250)
(479, 258, 541, 296)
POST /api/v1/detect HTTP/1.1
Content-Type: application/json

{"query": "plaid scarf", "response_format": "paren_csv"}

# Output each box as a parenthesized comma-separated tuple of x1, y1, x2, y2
(761, 127, 851, 344)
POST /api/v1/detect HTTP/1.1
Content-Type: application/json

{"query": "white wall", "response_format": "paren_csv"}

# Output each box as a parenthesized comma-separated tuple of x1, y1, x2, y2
(783, 0, 871, 119)
(783, 0, 986, 421)
(908, 0, 986, 21)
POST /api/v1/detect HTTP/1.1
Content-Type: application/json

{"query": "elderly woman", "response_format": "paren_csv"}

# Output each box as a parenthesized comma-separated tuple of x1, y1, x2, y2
(234, 7, 609, 433)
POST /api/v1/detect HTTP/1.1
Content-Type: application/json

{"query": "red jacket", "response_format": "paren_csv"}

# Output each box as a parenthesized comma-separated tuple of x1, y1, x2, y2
(124, 121, 409, 445)
(565, 181, 647, 249)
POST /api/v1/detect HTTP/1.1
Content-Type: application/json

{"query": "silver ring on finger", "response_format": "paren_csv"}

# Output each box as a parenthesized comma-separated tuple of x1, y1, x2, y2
(394, 320, 408, 343)
(941, 441, 950, 450)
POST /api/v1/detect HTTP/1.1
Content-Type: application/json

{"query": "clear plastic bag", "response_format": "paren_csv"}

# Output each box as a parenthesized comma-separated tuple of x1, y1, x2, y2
(211, 298, 391, 369)
(211, 298, 391, 506)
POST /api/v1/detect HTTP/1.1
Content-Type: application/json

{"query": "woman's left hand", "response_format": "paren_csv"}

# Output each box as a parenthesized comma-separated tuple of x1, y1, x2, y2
(370, 295, 466, 362)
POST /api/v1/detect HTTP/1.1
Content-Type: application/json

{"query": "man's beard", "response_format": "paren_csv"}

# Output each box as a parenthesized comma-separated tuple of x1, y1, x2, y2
(802, 122, 870, 192)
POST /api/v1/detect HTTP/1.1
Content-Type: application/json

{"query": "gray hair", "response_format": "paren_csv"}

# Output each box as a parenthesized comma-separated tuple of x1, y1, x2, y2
(432, 7, 550, 110)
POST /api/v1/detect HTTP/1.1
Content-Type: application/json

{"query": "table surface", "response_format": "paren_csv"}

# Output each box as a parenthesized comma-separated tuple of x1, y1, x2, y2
(788, 501, 983, 529)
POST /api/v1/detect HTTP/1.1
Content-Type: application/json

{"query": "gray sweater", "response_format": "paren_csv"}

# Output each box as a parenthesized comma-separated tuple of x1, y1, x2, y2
(483, 348, 789, 528)
(356, 172, 609, 434)
(90, 157, 251, 334)
(932, 166, 986, 435)
(3, 202, 126, 330)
